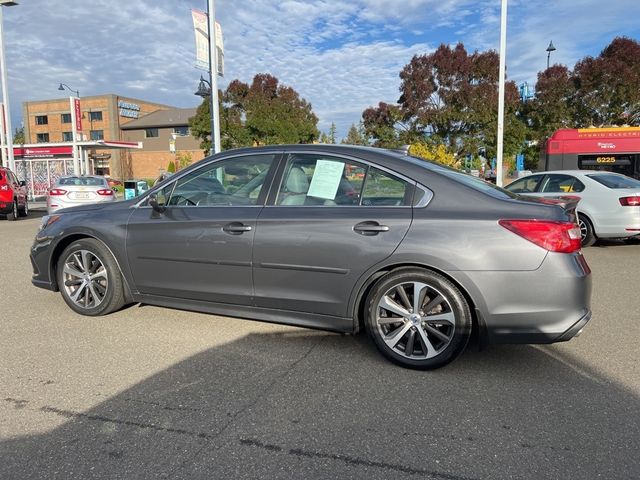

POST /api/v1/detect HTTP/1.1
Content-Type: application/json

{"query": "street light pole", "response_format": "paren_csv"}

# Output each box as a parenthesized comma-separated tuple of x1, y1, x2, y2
(0, 1, 18, 172)
(496, 0, 508, 187)
(546, 40, 556, 69)
(59, 83, 82, 174)
(207, 0, 221, 155)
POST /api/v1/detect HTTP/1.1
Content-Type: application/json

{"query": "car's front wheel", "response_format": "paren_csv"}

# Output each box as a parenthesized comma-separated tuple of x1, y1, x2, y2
(18, 199, 28, 217)
(365, 269, 472, 370)
(6, 200, 18, 221)
(57, 238, 125, 316)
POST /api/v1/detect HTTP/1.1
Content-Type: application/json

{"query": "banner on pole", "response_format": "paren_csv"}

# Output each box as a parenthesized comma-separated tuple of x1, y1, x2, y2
(191, 9, 224, 76)
(73, 97, 83, 134)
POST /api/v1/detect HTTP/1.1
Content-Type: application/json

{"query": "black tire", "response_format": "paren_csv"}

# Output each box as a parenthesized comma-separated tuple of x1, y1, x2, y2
(365, 268, 472, 370)
(56, 238, 125, 316)
(6, 200, 18, 221)
(18, 199, 28, 217)
(578, 214, 596, 247)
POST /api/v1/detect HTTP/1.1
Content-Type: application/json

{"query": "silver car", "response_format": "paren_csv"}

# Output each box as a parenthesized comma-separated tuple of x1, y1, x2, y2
(505, 170, 640, 246)
(47, 175, 116, 214)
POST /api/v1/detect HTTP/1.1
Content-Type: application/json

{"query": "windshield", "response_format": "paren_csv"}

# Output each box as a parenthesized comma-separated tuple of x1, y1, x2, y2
(587, 174, 640, 189)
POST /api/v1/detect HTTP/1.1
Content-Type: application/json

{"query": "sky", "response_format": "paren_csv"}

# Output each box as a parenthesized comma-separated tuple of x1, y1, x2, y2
(3, 0, 640, 140)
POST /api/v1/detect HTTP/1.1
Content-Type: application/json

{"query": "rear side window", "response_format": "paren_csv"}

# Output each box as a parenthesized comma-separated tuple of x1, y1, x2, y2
(587, 174, 640, 189)
(540, 175, 585, 193)
(361, 168, 409, 206)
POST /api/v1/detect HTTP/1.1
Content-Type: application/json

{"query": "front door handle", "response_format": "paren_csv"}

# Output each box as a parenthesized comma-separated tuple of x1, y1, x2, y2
(353, 221, 390, 236)
(223, 222, 253, 235)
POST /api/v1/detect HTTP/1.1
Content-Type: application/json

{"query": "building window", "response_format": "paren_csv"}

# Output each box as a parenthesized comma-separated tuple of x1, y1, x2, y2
(90, 130, 104, 140)
(89, 111, 103, 122)
(145, 128, 159, 138)
(61, 113, 72, 123)
(173, 126, 189, 136)
(62, 131, 73, 142)
(35, 115, 48, 125)
(36, 133, 49, 143)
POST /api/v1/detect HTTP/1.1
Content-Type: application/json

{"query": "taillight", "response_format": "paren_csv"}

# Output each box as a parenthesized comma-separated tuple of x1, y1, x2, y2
(619, 196, 640, 206)
(97, 189, 114, 196)
(49, 189, 67, 196)
(499, 219, 582, 253)
(0, 184, 8, 191)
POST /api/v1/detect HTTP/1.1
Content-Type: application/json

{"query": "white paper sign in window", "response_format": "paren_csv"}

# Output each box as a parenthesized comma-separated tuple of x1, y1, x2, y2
(307, 160, 344, 200)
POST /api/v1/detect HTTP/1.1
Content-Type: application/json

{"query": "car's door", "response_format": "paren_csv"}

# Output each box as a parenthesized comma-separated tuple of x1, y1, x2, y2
(126, 153, 279, 304)
(252, 152, 414, 319)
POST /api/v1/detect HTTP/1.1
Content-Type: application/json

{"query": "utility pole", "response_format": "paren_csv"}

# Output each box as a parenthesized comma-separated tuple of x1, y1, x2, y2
(496, 0, 508, 187)
(207, 0, 221, 154)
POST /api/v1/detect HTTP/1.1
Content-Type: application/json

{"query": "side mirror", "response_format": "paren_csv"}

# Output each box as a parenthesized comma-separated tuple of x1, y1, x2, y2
(148, 193, 166, 214)
(19, 180, 26, 187)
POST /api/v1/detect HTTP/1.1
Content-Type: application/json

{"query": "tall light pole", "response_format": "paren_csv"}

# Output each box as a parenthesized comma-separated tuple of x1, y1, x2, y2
(58, 82, 79, 97)
(207, 0, 221, 155)
(496, 0, 508, 187)
(0, 0, 18, 171)
(194, 75, 215, 153)
(546, 41, 556, 69)
(58, 83, 82, 174)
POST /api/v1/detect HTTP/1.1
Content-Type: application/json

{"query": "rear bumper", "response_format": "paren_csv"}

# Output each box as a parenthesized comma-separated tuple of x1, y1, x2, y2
(449, 251, 593, 345)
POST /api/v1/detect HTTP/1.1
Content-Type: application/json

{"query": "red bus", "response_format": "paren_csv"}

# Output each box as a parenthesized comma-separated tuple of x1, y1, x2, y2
(541, 127, 640, 179)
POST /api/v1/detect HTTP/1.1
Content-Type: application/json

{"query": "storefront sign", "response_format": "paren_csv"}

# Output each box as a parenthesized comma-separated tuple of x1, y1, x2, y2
(118, 100, 140, 118)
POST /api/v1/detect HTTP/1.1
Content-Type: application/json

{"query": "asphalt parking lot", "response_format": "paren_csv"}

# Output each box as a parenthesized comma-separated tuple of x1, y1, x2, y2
(1, 211, 639, 479)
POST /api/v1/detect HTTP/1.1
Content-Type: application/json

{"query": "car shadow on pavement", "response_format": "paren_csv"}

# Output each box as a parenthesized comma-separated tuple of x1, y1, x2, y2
(1, 330, 638, 480)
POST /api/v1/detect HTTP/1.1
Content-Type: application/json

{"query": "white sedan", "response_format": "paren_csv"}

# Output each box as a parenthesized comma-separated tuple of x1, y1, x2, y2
(505, 170, 640, 246)
(47, 175, 116, 214)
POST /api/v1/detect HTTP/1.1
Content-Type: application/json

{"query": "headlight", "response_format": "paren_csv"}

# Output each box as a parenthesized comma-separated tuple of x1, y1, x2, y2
(39, 214, 62, 232)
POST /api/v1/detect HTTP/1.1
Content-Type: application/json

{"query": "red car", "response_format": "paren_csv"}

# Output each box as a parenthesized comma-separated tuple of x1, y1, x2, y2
(0, 167, 28, 220)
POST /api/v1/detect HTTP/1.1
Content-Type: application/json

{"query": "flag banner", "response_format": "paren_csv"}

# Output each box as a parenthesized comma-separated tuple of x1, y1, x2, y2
(191, 9, 224, 76)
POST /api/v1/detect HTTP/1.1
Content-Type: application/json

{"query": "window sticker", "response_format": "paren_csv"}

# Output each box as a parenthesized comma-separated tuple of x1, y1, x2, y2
(307, 160, 344, 200)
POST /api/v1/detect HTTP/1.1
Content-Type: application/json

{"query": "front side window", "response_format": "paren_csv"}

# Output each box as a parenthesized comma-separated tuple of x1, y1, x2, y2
(505, 175, 544, 193)
(276, 154, 366, 206)
(540, 175, 585, 193)
(35, 115, 48, 125)
(166, 154, 275, 207)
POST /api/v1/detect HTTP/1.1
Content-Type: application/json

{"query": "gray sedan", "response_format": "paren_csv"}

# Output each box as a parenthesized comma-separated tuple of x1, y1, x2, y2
(31, 145, 592, 369)
(505, 170, 640, 246)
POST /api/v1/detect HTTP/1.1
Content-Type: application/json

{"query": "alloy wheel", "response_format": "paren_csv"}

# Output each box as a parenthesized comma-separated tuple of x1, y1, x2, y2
(61, 250, 109, 309)
(375, 282, 456, 360)
(578, 218, 588, 243)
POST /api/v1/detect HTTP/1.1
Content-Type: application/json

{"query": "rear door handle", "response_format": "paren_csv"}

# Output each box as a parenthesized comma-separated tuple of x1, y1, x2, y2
(223, 222, 252, 234)
(353, 221, 390, 235)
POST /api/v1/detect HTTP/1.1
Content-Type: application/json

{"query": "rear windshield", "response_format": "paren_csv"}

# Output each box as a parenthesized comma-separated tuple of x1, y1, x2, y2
(57, 176, 107, 187)
(587, 174, 640, 189)
(411, 158, 517, 200)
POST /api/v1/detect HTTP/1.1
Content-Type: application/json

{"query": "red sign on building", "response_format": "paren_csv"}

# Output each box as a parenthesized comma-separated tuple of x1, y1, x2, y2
(74, 97, 83, 133)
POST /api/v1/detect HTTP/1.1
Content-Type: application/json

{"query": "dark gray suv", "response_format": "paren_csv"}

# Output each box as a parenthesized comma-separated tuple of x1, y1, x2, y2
(31, 145, 592, 369)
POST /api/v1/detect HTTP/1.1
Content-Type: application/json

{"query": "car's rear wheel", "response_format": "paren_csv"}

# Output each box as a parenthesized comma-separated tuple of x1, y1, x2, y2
(57, 239, 125, 316)
(578, 214, 596, 247)
(365, 269, 472, 370)
(18, 199, 28, 217)
(6, 200, 18, 221)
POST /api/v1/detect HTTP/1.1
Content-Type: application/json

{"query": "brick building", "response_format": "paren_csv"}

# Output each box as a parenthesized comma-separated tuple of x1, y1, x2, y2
(21, 94, 203, 179)
(120, 107, 206, 179)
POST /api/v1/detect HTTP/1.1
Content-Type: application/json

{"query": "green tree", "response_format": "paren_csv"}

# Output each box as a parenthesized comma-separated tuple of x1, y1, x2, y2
(13, 127, 24, 144)
(341, 122, 369, 145)
(189, 73, 319, 153)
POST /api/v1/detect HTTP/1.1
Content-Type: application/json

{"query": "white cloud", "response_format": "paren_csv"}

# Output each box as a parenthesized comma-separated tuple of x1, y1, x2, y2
(1, 0, 639, 140)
